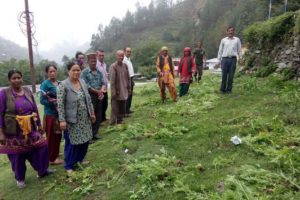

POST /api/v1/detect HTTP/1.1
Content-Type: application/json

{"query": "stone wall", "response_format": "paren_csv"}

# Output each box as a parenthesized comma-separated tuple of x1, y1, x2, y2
(273, 35, 300, 74)
(245, 33, 300, 79)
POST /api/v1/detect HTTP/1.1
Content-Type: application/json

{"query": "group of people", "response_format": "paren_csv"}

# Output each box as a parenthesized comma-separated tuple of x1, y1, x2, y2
(0, 48, 135, 187)
(157, 41, 206, 101)
(0, 26, 241, 188)
(157, 26, 241, 102)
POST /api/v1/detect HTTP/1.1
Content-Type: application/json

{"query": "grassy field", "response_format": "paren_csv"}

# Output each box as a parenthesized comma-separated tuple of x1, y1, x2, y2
(0, 72, 299, 200)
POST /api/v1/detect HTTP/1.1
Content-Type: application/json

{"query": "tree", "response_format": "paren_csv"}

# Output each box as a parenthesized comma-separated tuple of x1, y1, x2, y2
(62, 55, 71, 66)
(132, 38, 163, 68)
(123, 11, 135, 31)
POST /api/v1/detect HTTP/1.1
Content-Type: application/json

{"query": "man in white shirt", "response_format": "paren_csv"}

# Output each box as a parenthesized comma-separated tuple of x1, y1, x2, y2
(123, 47, 135, 115)
(96, 49, 108, 122)
(217, 27, 242, 94)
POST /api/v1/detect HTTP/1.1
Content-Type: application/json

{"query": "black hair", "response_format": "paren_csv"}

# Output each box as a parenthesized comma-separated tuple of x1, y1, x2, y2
(45, 64, 57, 73)
(124, 47, 131, 51)
(227, 26, 235, 31)
(66, 61, 76, 71)
(97, 48, 104, 52)
(75, 51, 84, 59)
(8, 69, 22, 80)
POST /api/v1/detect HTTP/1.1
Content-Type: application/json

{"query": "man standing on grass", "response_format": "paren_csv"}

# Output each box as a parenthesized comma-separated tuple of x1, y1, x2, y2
(217, 26, 242, 94)
(110, 50, 131, 125)
(123, 47, 135, 116)
(81, 53, 105, 140)
(96, 49, 108, 122)
(193, 41, 206, 82)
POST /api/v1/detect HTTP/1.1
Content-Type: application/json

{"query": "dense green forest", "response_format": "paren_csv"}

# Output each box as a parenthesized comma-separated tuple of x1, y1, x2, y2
(0, 59, 64, 87)
(90, 0, 300, 69)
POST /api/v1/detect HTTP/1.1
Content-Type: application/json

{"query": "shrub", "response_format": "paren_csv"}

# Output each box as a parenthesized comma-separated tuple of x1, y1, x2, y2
(138, 66, 157, 80)
(281, 67, 297, 81)
(243, 12, 295, 49)
(255, 63, 277, 77)
(243, 52, 256, 70)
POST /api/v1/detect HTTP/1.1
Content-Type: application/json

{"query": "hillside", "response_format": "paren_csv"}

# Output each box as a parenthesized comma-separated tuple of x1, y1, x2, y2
(0, 36, 28, 61)
(242, 10, 300, 80)
(90, 0, 300, 64)
(40, 41, 90, 64)
(0, 72, 299, 199)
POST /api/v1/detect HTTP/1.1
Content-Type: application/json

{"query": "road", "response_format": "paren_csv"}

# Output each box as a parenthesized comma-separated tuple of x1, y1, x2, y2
(0, 81, 153, 92)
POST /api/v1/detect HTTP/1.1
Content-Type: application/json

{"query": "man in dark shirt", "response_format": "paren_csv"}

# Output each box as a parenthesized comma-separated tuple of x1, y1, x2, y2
(193, 42, 206, 82)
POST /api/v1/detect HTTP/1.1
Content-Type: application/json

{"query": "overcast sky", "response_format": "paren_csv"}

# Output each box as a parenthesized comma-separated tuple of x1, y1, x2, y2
(0, 0, 152, 51)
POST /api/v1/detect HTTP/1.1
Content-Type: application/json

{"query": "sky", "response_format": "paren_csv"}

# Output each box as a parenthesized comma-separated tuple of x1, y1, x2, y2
(0, 0, 152, 51)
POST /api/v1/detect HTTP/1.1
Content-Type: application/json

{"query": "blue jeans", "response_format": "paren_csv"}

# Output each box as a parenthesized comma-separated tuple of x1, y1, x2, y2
(220, 57, 237, 92)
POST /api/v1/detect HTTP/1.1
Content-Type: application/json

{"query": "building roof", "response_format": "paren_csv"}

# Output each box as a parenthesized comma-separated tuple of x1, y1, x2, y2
(206, 58, 219, 63)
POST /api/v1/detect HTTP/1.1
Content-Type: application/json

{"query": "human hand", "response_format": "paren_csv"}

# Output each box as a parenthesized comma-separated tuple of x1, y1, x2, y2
(48, 97, 57, 103)
(97, 90, 103, 96)
(160, 72, 164, 77)
(91, 114, 96, 123)
(60, 121, 67, 130)
(98, 90, 104, 100)
(98, 94, 104, 100)
(0, 130, 5, 144)
(37, 125, 44, 133)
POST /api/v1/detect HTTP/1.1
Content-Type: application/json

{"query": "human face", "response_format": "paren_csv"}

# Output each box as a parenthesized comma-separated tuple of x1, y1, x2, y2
(68, 64, 81, 80)
(227, 28, 235, 38)
(77, 54, 85, 61)
(47, 66, 57, 80)
(125, 48, 131, 58)
(116, 51, 124, 63)
(97, 51, 105, 62)
(184, 51, 190, 57)
(9, 73, 23, 89)
(77, 54, 85, 65)
(88, 56, 97, 68)
(162, 50, 168, 57)
(197, 42, 202, 48)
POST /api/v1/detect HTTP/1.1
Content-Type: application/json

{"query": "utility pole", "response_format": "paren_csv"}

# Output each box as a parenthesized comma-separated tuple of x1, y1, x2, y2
(268, 0, 272, 19)
(284, 0, 288, 12)
(24, 0, 36, 93)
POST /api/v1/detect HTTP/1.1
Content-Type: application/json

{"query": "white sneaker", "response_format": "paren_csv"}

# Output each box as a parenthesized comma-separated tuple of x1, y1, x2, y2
(16, 181, 26, 188)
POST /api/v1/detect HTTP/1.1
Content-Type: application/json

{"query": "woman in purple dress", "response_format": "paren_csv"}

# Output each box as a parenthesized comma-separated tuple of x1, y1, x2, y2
(0, 70, 53, 188)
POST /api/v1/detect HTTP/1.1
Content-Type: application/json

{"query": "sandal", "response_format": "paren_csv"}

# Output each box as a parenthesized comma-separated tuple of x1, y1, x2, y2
(50, 158, 64, 165)
(16, 181, 26, 188)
